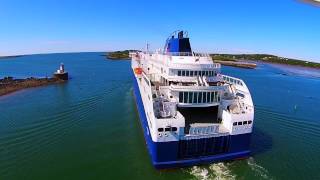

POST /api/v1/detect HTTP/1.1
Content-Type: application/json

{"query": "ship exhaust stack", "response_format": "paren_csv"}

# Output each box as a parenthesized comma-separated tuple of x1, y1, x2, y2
(165, 30, 192, 54)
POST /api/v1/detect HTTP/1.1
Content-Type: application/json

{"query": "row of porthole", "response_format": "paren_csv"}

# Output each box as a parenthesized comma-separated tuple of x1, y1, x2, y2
(158, 127, 178, 137)
(233, 120, 252, 126)
(177, 70, 216, 77)
(158, 127, 178, 132)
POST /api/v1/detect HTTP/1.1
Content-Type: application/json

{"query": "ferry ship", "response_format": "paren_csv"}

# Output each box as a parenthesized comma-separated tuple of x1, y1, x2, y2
(131, 31, 254, 169)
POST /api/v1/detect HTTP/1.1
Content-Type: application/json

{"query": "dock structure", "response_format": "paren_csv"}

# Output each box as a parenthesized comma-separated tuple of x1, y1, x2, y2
(214, 60, 257, 69)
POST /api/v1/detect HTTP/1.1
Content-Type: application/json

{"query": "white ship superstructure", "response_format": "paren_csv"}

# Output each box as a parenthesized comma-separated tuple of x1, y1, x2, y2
(131, 31, 254, 168)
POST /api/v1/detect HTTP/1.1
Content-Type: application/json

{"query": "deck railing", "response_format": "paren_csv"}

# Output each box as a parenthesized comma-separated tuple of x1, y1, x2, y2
(221, 75, 245, 87)
(168, 63, 221, 69)
(158, 52, 211, 57)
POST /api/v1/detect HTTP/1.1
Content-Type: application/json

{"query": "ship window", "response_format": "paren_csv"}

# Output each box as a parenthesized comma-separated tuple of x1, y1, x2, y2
(178, 70, 181, 76)
(172, 127, 177, 131)
(236, 92, 245, 98)
(190, 71, 194, 76)
(216, 92, 219, 102)
(206, 92, 210, 102)
(207, 92, 212, 103)
(182, 71, 185, 76)
(238, 122, 243, 125)
(194, 71, 198, 76)
(206, 71, 209, 76)
(198, 92, 202, 103)
(165, 127, 171, 131)
(186, 71, 190, 76)
(201, 71, 205, 76)
(183, 92, 188, 103)
(211, 92, 214, 102)
(179, 92, 183, 103)
(248, 120, 252, 124)
(188, 92, 193, 103)
(203, 92, 207, 103)
(198, 71, 201, 76)
(233, 122, 237, 126)
(158, 128, 164, 132)
(244, 121, 248, 125)
(193, 92, 198, 103)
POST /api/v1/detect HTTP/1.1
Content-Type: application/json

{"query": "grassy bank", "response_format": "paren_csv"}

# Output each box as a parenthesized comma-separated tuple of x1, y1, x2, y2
(211, 54, 320, 68)
(105, 50, 131, 60)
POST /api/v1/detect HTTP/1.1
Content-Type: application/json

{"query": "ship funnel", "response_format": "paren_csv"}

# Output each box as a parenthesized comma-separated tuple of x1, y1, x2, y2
(165, 30, 192, 53)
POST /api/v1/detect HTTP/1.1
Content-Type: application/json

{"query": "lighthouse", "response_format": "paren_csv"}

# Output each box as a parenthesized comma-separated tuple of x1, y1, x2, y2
(54, 63, 68, 80)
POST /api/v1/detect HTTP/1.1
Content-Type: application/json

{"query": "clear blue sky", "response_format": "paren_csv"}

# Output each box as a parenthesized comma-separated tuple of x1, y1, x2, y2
(1, 0, 320, 62)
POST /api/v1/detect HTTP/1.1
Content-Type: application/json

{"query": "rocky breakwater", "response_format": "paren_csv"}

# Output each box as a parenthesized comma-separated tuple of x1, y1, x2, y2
(0, 64, 68, 96)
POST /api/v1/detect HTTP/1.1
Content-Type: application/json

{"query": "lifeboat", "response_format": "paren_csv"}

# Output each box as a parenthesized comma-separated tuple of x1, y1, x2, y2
(134, 68, 143, 75)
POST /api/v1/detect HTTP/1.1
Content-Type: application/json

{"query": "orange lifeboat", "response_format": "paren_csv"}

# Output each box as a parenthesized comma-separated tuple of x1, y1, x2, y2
(134, 68, 143, 75)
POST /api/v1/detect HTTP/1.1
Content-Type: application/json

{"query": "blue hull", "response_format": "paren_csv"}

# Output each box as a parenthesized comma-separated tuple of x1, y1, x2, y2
(132, 71, 251, 169)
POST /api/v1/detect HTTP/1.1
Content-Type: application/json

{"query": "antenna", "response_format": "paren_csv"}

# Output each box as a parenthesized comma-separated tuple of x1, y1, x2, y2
(145, 42, 150, 53)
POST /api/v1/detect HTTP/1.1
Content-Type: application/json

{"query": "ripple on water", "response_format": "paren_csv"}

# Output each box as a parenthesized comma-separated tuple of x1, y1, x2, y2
(255, 105, 320, 147)
(0, 84, 129, 177)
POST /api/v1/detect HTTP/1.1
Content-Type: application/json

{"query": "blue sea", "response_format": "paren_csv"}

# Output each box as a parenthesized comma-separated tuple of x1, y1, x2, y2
(0, 52, 320, 179)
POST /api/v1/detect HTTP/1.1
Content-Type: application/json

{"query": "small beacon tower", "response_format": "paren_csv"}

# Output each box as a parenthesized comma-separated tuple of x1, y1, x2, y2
(54, 63, 68, 80)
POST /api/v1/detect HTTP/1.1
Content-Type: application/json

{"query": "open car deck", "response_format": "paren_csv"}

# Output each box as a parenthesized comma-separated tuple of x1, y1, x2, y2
(178, 106, 220, 133)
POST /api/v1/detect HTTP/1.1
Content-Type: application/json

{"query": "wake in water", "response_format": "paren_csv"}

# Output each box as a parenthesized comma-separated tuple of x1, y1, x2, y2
(247, 157, 272, 180)
(187, 158, 272, 180)
(188, 163, 235, 180)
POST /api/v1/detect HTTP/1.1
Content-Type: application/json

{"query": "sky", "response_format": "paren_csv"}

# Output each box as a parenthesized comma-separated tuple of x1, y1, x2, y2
(0, 0, 320, 62)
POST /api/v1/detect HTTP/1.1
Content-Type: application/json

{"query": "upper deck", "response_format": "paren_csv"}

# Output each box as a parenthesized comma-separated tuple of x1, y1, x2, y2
(131, 30, 220, 76)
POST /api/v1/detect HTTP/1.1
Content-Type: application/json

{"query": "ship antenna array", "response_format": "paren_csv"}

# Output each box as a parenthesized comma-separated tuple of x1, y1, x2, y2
(145, 42, 150, 53)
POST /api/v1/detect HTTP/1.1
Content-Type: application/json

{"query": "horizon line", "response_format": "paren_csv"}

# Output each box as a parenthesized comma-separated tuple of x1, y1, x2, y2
(1, 50, 319, 63)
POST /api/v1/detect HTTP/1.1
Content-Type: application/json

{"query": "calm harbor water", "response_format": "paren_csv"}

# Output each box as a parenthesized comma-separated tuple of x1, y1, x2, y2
(0, 52, 320, 179)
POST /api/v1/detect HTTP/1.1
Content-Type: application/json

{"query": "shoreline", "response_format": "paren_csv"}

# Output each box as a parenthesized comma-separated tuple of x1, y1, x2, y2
(101, 54, 131, 60)
(0, 55, 24, 60)
(263, 62, 320, 78)
(211, 54, 320, 69)
(258, 60, 320, 70)
(104, 50, 138, 60)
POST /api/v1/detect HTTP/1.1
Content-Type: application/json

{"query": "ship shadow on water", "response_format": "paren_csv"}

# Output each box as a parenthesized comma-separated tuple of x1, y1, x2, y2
(250, 127, 273, 155)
